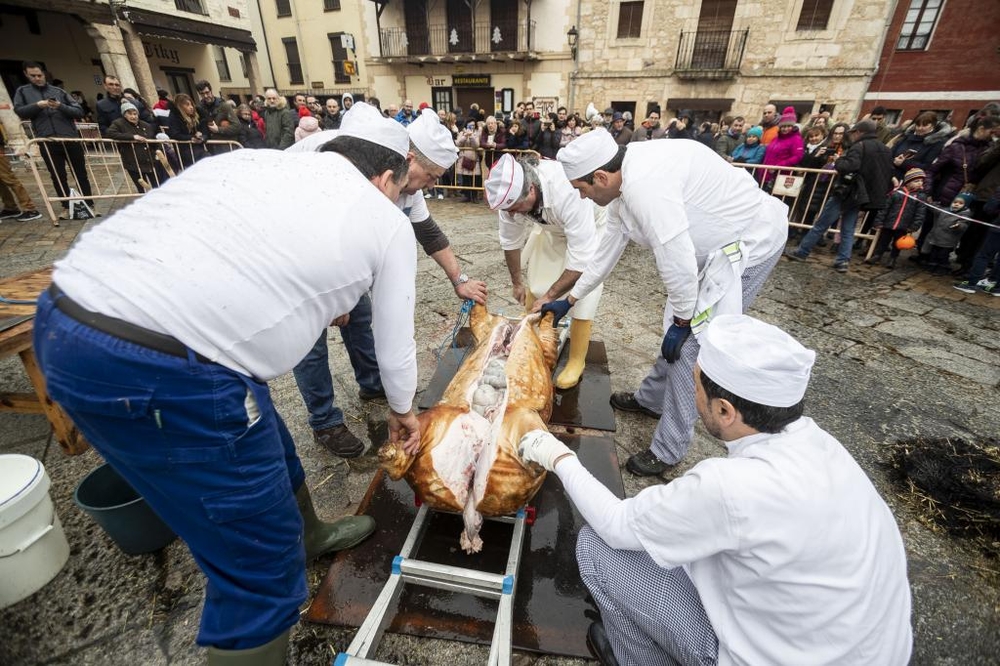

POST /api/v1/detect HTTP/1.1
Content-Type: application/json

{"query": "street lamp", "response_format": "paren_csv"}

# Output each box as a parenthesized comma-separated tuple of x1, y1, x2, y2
(567, 25, 578, 60)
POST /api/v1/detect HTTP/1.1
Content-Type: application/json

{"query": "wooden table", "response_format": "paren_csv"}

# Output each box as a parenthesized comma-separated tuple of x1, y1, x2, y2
(0, 268, 89, 455)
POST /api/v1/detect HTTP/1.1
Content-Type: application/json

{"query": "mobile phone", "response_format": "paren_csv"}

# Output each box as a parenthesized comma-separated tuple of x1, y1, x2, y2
(904, 149, 918, 157)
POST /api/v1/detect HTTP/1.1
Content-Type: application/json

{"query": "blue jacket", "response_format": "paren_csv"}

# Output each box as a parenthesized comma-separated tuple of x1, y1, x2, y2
(394, 109, 417, 127)
(732, 141, 766, 165)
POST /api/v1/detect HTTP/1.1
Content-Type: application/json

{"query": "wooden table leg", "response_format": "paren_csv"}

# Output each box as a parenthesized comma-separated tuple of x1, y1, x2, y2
(19, 347, 90, 455)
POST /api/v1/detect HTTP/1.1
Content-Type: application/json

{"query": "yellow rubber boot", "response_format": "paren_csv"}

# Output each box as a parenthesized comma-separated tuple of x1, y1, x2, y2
(554, 319, 592, 389)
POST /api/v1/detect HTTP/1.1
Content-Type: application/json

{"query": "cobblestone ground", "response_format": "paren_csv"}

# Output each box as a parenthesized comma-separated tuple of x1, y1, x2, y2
(0, 179, 997, 665)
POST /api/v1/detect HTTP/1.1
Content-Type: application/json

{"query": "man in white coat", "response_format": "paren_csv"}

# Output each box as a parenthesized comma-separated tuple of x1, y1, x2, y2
(33, 115, 421, 664)
(484, 153, 605, 388)
(544, 129, 788, 476)
(287, 105, 488, 457)
(519, 315, 913, 666)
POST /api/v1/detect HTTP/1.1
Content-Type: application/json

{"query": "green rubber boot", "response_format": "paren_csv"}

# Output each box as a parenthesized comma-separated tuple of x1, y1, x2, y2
(295, 484, 375, 560)
(206, 629, 290, 665)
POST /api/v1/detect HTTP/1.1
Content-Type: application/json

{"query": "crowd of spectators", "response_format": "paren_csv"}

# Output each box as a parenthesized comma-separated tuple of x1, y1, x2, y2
(7, 58, 999, 296)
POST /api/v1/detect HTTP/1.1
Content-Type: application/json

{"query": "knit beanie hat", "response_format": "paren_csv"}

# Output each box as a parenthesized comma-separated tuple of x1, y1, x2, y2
(121, 101, 137, 114)
(747, 125, 763, 139)
(779, 106, 798, 126)
(298, 115, 320, 133)
(953, 192, 974, 208)
(298, 105, 312, 118)
(902, 168, 926, 186)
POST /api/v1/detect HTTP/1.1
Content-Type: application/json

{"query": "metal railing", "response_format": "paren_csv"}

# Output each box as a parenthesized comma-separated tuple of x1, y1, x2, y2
(733, 161, 880, 259)
(379, 22, 535, 58)
(428, 148, 539, 199)
(21, 137, 242, 225)
(675, 29, 748, 76)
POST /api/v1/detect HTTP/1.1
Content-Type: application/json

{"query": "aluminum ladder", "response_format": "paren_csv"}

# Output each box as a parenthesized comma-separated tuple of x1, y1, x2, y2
(333, 502, 533, 666)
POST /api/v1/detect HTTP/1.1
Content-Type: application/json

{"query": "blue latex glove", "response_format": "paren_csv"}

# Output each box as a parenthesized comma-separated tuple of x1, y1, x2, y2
(661, 319, 692, 363)
(540, 299, 572, 327)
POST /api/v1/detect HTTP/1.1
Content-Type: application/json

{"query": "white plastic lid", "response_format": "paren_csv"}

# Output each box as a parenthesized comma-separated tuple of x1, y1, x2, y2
(0, 454, 50, 529)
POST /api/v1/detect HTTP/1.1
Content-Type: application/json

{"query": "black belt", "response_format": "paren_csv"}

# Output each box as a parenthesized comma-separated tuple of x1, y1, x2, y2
(48, 284, 211, 363)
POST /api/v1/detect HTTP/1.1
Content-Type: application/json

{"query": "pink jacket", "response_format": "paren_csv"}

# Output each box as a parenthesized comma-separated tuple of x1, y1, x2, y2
(761, 129, 805, 183)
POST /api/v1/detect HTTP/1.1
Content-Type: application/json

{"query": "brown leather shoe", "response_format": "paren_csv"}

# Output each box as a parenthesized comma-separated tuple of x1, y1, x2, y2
(586, 622, 620, 666)
(313, 424, 365, 458)
(609, 391, 661, 418)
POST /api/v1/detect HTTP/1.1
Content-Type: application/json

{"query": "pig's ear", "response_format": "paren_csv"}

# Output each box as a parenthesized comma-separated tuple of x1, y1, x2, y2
(377, 441, 416, 479)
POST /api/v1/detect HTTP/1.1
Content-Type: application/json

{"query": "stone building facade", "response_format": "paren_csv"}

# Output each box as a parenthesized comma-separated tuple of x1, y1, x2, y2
(0, 0, 260, 145)
(571, 0, 896, 125)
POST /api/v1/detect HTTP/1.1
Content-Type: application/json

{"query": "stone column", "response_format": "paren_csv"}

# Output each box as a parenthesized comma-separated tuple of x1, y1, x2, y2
(243, 50, 263, 97)
(118, 22, 158, 105)
(85, 23, 134, 87)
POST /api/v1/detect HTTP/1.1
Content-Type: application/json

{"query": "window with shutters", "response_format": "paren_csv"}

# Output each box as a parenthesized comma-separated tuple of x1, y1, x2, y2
(897, 0, 943, 50)
(324, 0, 341, 11)
(617, 2, 644, 39)
(213, 46, 231, 82)
(796, 0, 834, 30)
(175, 0, 206, 14)
(283, 38, 303, 84)
(276, 0, 292, 18)
(329, 33, 352, 84)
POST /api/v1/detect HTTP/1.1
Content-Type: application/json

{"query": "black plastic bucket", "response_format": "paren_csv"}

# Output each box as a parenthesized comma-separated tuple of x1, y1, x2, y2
(74, 464, 177, 555)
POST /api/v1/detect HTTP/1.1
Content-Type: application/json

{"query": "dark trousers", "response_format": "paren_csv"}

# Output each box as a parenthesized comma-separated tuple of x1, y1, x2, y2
(874, 228, 911, 258)
(39, 141, 93, 208)
(967, 228, 1000, 284)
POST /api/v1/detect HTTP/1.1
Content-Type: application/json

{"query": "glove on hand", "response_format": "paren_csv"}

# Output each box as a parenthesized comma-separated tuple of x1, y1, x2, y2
(540, 299, 572, 327)
(518, 429, 575, 472)
(661, 319, 692, 363)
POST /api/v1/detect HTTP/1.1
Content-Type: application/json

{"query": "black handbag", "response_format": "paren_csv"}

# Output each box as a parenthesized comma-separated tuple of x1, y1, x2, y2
(831, 143, 869, 208)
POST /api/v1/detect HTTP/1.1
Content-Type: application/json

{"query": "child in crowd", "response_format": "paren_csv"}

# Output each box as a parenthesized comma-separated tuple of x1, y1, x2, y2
(731, 126, 766, 166)
(868, 168, 928, 268)
(954, 188, 1000, 296)
(922, 192, 973, 275)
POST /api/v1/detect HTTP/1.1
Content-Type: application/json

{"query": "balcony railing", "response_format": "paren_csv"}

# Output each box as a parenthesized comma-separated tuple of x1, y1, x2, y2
(675, 29, 748, 79)
(379, 22, 536, 58)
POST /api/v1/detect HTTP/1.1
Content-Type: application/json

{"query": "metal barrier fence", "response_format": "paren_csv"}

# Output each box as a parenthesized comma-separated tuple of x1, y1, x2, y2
(22, 137, 242, 225)
(733, 161, 880, 259)
(14, 138, 883, 259)
(434, 148, 540, 200)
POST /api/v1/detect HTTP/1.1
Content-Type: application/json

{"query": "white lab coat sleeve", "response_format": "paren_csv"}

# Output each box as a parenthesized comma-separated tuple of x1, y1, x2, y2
(652, 232, 700, 320)
(498, 211, 531, 250)
(371, 224, 419, 414)
(570, 203, 628, 301)
(555, 457, 645, 550)
(626, 460, 741, 569)
(553, 177, 599, 273)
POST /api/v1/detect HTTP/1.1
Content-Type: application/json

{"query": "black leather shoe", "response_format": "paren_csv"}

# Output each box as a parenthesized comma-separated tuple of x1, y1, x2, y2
(358, 387, 386, 401)
(625, 449, 671, 477)
(609, 391, 661, 418)
(313, 424, 365, 458)
(586, 622, 620, 666)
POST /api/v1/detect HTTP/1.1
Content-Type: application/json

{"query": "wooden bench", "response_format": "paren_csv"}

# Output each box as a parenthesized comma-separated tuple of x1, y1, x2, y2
(0, 268, 89, 455)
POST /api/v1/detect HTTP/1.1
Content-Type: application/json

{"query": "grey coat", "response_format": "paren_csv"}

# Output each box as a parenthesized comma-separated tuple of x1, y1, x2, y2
(13, 83, 84, 138)
(923, 209, 970, 250)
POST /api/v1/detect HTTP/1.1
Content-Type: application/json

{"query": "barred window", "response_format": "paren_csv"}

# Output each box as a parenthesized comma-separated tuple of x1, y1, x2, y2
(276, 0, 292, 18)
(324, 0, 341, 10)
(213, 46, 231, 82)
(175, 0, 206, 14)
(283, 38, 303, 84)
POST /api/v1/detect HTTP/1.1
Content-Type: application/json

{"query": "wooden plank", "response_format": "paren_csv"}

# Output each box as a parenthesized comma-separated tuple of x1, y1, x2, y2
(19, 348, 90, 455)
(0, 392, 45, 414)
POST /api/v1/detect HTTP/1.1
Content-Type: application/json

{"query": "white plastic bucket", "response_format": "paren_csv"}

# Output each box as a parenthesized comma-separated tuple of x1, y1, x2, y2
(0, 454, 70, 609)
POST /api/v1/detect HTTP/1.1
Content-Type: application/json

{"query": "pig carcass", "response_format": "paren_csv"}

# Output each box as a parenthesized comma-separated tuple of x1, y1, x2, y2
(378, 304, 559, 553)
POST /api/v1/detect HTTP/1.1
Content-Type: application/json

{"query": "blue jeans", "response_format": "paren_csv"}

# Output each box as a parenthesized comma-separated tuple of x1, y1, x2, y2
(33, 289, 307, 649)
(796, 196, 860, 265)
(292, 293, 382, 431)
(967, 228, 1000, 283)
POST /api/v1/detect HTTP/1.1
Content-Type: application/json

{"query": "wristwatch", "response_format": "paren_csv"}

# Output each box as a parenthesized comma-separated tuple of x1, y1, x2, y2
(452, 273, 470, 287)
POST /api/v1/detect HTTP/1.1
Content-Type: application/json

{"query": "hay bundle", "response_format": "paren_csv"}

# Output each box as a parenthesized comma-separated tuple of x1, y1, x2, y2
(891, 437, 1000, 560)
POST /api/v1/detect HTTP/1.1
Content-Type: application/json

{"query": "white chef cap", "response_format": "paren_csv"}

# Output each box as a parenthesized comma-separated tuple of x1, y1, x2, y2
(484, 154, 524, 210)
(557, 128, 619, 181)
(339, 101, 409, 158)
(409, 108, 458, 169)
(697, 314, 815, 408)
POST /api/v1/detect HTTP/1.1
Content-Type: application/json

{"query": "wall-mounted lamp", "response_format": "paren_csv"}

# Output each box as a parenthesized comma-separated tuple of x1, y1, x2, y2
(567, 25, 579, 60)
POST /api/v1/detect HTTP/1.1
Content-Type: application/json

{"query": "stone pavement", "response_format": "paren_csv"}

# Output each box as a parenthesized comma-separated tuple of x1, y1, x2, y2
(0, 192, 998, 665)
